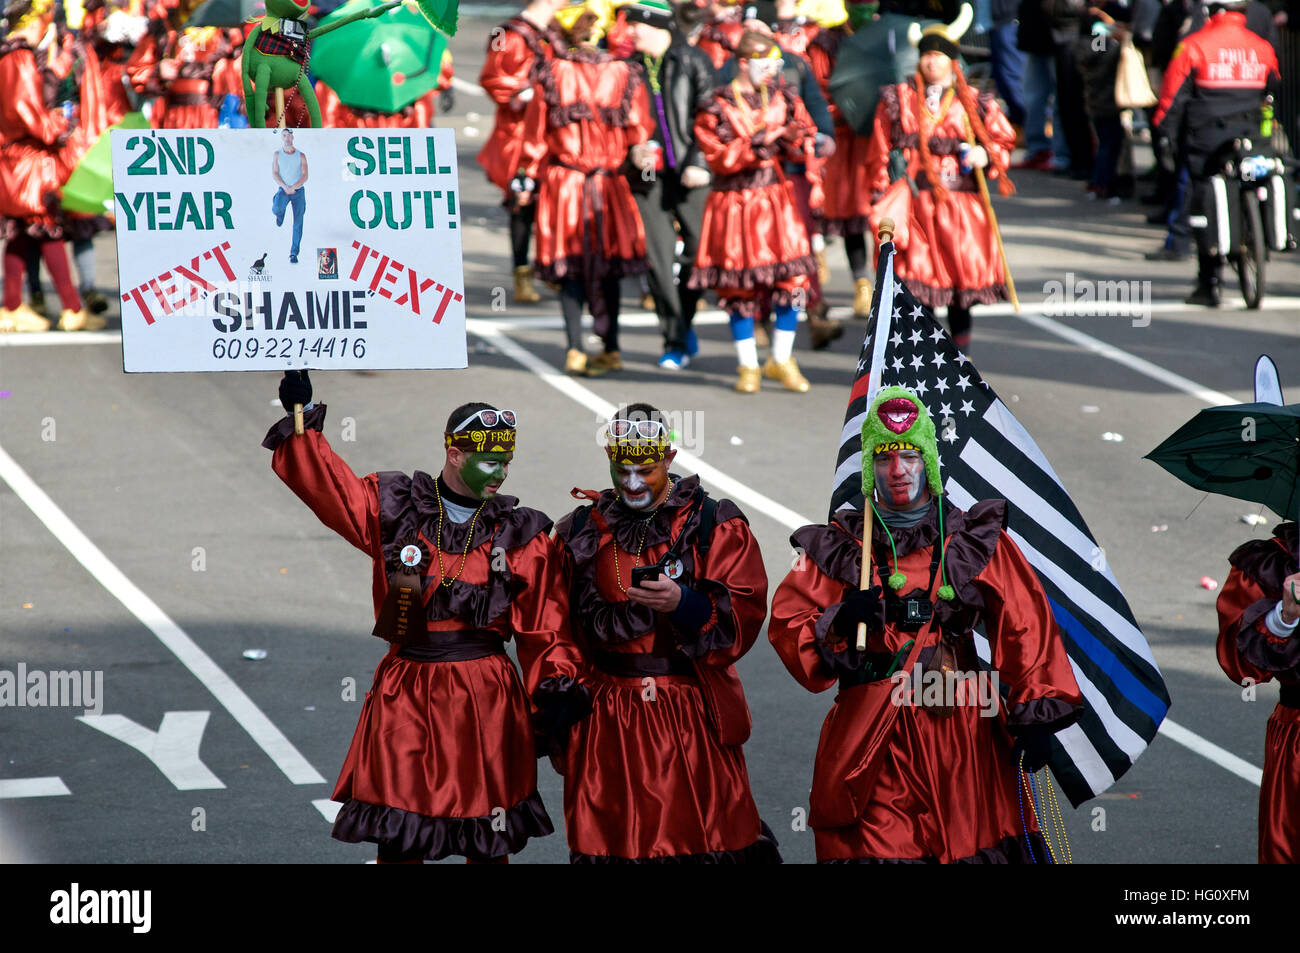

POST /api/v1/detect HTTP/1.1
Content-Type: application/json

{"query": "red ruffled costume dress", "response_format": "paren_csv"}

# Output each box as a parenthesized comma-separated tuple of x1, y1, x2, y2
(476, 15, 553, 197)
(865, 80, 1015, 308)
(688, 80, 818, 317)
(127, 22, 241, 129)
(1215, 524, 1300, 864)
(806, 25, 872, 237)
(520, 45, 651, 306)
(553, 476, 780, 862)
(265, 406, 589, 862)
(769, 500, 1083, 862)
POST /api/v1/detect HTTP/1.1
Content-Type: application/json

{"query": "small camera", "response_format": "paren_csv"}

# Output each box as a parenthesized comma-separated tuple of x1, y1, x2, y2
(902, 598, 933, 630)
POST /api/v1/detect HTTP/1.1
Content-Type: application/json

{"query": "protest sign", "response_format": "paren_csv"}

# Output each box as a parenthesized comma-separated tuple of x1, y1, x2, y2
(112, 127, 466, 372)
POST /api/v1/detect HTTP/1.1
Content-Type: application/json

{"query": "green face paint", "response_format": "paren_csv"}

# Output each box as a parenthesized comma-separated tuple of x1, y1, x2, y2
(847, 2, 879, 29)
(460, 452, 511, 500)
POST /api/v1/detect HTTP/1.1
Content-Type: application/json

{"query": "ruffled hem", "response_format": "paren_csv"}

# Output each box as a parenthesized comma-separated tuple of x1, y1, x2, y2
(906, 280, 1009, 309)
(819, 831, 1050, 864)
(332, 791, 554, 862)
(534, 255, 648, 283)
(570, 821, 782, 864)
(715, 288, 808, 318)
(688, 254, 817, 292)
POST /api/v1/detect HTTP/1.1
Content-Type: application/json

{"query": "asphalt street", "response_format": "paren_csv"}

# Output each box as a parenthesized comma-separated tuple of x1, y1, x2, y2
(1, 15, 1297, 867)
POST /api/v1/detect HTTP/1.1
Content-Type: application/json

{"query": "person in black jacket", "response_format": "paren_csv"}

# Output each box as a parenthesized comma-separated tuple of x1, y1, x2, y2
(624, 0, 717, 370)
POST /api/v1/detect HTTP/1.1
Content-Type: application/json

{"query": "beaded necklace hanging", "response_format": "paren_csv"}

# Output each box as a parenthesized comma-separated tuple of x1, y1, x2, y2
(434, 490, 488, 587)
(612, 479, 675, 594)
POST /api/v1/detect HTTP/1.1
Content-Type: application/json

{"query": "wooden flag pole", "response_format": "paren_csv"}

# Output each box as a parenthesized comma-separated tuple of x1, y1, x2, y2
(273, 92, 305, 435)
(857, 218, 895, 652)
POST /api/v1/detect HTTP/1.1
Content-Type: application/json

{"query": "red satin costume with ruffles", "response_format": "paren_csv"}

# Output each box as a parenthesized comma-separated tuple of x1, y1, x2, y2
(1216, 525, 1300, 864)
(477, 15, 552, 196)
(553, 476, 780, 862)
(865, 81, 1016, 308)
(769, 501, 1083, 862)
(806, 26, 874, 237)
(265, 405, 585, 862)
(688, 81, 817, 317)
(520, 45, 652, 290)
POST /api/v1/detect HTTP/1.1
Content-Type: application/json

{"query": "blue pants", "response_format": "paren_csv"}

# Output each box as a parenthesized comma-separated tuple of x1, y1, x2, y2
(1021, 52, 1060, 159)
(272, 187, 305, 257)
(989, 22, 1026, 127)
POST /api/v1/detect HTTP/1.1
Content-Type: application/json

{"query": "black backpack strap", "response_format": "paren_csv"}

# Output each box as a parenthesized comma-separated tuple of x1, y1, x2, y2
(696, 495, 719, 557)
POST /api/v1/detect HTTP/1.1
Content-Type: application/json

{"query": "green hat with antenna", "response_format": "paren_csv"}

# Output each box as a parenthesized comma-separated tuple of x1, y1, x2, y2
(861, 385, 954, 601)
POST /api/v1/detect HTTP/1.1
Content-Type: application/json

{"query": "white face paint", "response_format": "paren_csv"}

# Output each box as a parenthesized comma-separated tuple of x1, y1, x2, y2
(746, 58, 781, 85)
(612, 463, 659, 510)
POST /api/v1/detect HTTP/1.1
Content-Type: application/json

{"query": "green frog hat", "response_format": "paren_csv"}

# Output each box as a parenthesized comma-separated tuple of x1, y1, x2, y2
(860, 385, 954, 600)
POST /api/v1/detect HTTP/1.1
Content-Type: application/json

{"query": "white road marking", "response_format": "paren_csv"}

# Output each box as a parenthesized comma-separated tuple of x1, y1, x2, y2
(1158, 719, 1263, 786)
(470, 319, 1266, 790)
(77, 712, 226, 791)
(0, 329, 121, 347)
(0, 777, 71, 798)
(313, 798, 342, 823)
(0, 443, 325, 785)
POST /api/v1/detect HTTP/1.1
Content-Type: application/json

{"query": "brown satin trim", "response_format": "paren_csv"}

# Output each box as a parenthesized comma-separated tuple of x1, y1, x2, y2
(394, 629, 505, 660)
(711, 166, 780, 191)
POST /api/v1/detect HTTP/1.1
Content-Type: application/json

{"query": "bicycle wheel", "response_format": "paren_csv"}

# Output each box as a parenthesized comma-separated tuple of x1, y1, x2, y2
(1238, 189, 1266, 309)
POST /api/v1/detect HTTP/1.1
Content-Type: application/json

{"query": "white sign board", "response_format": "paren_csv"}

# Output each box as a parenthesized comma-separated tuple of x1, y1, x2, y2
(112, 127, 466, 372)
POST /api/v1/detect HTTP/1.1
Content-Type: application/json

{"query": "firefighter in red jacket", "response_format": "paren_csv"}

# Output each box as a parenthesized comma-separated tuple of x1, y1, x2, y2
(1153, 1, 1280, 306)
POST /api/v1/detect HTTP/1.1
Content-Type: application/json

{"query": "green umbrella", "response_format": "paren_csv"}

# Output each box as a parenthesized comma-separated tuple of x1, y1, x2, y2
(1145, 401, 1300, 522)
(62, 112, 151, 215)
(829, 13, 932, 136)
(311, 0, 450, 113)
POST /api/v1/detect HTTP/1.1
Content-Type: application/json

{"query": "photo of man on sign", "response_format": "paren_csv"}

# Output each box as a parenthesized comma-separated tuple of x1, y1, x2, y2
(272, 129, 309, 264)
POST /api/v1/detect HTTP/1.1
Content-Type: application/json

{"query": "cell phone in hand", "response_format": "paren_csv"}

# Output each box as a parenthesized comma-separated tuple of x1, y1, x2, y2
(630, 565, 662, 587)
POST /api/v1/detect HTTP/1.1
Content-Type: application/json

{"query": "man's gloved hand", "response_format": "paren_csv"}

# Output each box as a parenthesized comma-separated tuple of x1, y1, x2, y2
(831, 585, 883, 640)
(438, 87, 455, 114)
(1011, 726, 1056, 772)
(278, 369, 312, 413)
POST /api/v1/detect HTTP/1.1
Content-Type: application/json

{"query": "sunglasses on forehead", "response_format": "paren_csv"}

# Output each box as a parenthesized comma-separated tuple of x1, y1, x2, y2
(451, 408, 517, 432)
(607, 418, 668, 440)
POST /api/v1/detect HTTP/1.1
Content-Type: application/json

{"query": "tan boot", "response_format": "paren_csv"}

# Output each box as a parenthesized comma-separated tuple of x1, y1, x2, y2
(734, 364, 762, 393)
(0, 303, 51, 332)
(815, 249, 830, 287)
(589, 350, 622, 372)
(853, 277, 873, 318)
(513, 265, 541, 304)
(640, 292, 655, 311)
(565, 348, 605, 376)
(57, 308, 107, 331)
(753, 318, 770, 348)
(763, 355, 810, 393)
(807, 302, 843, 351)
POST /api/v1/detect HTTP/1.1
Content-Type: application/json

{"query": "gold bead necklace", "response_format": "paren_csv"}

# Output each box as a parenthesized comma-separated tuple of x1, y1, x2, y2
(434, 490, 488, 587)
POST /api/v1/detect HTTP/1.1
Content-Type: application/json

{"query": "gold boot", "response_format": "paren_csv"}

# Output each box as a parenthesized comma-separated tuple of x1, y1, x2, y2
(734, 364, 762, 394)
(57, 308, 106, 331)
(815, 249, 830, 286)
(0, 303, 51, 332)
(807, 302, 843, 351)
(589, 350, 622, 372)
(513, 265, 541, 304)
(853, 277, 873, 318)
(565, 348, 605, 376)
(763, 355, 810, 393)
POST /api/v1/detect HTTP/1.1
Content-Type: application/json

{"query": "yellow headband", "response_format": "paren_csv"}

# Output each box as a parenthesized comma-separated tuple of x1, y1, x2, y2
(874, 441, 922, 455)
(605, 437, 670, 466)
(445, 428, 516, 453)
(739, 44, 782, 60)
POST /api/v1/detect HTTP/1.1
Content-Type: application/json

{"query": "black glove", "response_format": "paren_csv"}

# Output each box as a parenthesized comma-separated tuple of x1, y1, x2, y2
(831, 585, 883, 640)
(439, 87, 455, 114)
(278, 369, 312, 413)
(1011, 726, 1055, 773)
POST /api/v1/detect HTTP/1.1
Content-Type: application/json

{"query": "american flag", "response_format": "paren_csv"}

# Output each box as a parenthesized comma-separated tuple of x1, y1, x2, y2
(831, 242, 1171, 808)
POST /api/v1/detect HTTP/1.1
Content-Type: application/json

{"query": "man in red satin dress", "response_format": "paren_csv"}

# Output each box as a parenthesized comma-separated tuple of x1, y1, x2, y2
(265, 371, 589, 863)
(551, 402, 780, 862)
(1216, 527, 1300, 863)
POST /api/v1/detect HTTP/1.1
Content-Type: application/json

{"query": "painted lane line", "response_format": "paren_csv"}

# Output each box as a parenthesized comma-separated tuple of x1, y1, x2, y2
(0, 443, 325, 786)
(0, 330, 121, 348)
(0, 777, 71, 798)
(1158, 719, 1263, 786)
(467, 320, 809, 531)
(313, 798, 343, 823)
(470, 320, 1265, 790)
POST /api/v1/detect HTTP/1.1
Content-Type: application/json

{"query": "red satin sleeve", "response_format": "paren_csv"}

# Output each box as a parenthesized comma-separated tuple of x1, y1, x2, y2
(1216, 568, 1280, 686)
(125, 33, 165, 96)
(510, 532, 586, 692)
(975, 532, 1083, 724)
(626, 70, 654, 148)
(518, 77, 547, 180)
(973, 96, 1017, 184)
(270, 427, 381, 559)
(0, 50, 68, 146)
(689, 517, 769, 667)
(478, 29, 534, 106)
(769, 560, 843, 694)
(694, 101, 765, 176)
